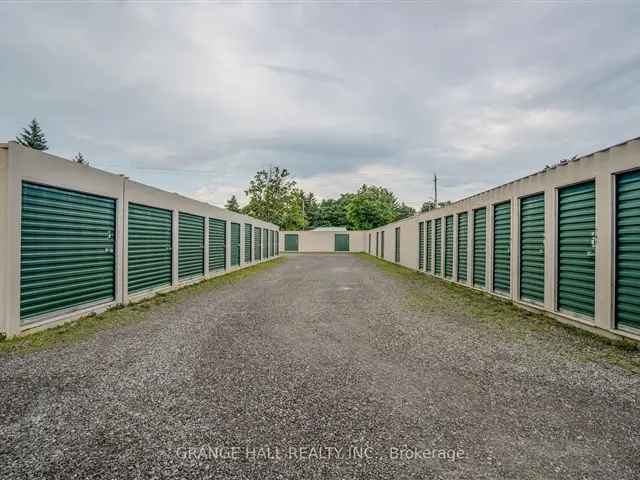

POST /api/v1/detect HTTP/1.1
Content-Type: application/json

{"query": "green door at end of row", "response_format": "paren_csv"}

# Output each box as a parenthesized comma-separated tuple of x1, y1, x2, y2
(335, 233, 349, 252)
(285, 234, 299, 252)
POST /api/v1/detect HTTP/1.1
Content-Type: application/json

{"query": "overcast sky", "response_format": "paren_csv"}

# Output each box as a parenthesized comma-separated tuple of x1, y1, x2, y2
(1, 2, 639, 209)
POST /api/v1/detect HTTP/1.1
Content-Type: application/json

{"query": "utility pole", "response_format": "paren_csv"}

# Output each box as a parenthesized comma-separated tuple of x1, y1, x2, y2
(433, 173, 438, 209)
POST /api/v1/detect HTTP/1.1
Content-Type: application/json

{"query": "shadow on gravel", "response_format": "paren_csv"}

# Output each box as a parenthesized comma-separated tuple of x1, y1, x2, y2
(0, 257, 287, 355)
(357, 253, 640, 375)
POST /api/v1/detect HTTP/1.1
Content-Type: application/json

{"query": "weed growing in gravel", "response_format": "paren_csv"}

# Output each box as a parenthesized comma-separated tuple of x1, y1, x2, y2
(0, 257, 286, 355)
(357, 253, 640, 374)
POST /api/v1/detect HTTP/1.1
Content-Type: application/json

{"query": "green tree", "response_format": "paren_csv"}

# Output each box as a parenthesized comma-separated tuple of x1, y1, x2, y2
(16, 118, 48, 150)
(225, 194, 241, 213)
(301, 191, 319, 229)
(280, 188, 306, 230)
(73, 152, 89, 165)
(314, 195, 351, 228)
(243, 166, 303, 228)
(346, 185, 398, 230)
(420, 201, 435, 212)
(395, 202, 416, 221)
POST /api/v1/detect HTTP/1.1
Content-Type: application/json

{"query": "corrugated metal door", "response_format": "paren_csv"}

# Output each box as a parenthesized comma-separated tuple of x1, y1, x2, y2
(128, 203, 172, 294)
(616, 169, 640, 332)
(263, 229, 268, 258)
(269, 230, 275, 257)
(520, 194, 545, 303)
(381, 231, 385, 258)
(20, 182, 116, 322)
(335, 233, 349, 251)
(285, 233, 299, 252)
(244, 223, 252, 262)
(255, 227, 262, 260)
(434, 218, 442, 274)
(493, 201, 511, 294)
(457, 212, 468, 282)
(473, 207, 486, 287)
(179, 212, 204, 279)
(418, 222, 424, 270)
(276, 232, 279, 255)
(394, 227, 400, 262)
(444, 215, 453, 278)
(368, 233, 372, 254)
(426, 220, 432, 271)
(376, 232, 379, 256)
(230, 222, 241, 266)
(558, 181, 596, 318)
(209, 218, 226, 271)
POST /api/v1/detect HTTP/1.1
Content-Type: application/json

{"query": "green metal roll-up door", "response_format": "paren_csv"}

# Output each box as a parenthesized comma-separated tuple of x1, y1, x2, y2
(368, 233, 372, 254)
(128, 203, 172, 294)
(20, 182, 116, 322)
(375, 232, 379, 256)
(444, 216, 453, 278)
(244, 224, 252, 262)
(209, 218, 226, 271)
(276, 232, 279, 255)
(426, 220, 432, 271)
(285, 233, 299, 252)
(255, 227, 262, 260)
(473, 207, 486, 287)
(230, 222, 241, 266)
(335, 233, 349, 252)
(394, 227, 400, 262)
(558, 181, 596, 318)
(381, 231, 385, 258)
(269, 230, 274, 257)
(418, 222, 424, 270)
(179, 212, 204, 279)
(434, 218, 442, 274)
(520, 194, 545, 304)
(457, 212, 468, 283)
(616, 169, 640, 332)
(493, 201, 511, 295)
(263, 229, 268, 258)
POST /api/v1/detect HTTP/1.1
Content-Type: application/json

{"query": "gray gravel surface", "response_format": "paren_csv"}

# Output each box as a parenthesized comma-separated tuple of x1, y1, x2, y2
(1, 254, 639, 479)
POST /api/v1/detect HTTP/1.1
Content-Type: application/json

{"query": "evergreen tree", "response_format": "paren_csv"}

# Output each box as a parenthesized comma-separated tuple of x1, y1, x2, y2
(225, 195, 241, 213)
(16, 118, 48, 150)
(73, 152, 89, 165)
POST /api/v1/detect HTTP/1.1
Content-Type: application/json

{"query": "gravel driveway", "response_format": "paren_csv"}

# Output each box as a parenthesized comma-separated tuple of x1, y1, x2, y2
(1, 253, 639, 479)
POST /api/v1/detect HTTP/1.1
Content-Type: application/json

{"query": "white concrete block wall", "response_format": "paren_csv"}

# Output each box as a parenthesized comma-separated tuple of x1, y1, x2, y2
(368, 138, 640, 342)
(279, 230, 366, 253)
(0, 142, 279, 337)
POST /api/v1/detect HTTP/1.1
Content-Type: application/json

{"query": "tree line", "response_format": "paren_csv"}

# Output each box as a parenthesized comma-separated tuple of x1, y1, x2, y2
(225, 166, 446, 231)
